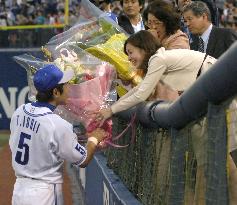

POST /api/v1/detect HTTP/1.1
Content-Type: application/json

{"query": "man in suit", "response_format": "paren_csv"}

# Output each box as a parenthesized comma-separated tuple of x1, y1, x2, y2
(183, 1, 237, 58)
(176, 0, 219, 26)
(184, 3, 237, 204)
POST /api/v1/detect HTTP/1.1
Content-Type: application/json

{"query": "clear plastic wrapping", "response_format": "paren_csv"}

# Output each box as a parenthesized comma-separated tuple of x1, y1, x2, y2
(43, 0, 142, 86)
(14, 51, 117, 149)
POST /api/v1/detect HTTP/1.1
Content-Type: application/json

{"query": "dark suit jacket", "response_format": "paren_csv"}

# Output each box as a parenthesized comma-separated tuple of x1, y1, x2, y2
(117, 14, 135, 34)
(191, 26, 237, 58)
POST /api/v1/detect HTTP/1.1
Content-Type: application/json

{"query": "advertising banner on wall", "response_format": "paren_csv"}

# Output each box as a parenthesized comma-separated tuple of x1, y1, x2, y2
(0, 49, 41, 130)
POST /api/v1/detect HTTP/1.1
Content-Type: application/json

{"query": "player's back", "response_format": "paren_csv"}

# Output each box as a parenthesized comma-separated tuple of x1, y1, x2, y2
(9, 102, 66, 184)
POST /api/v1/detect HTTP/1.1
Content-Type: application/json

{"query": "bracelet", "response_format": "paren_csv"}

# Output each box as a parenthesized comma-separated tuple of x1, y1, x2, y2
(87, 137, 99, 146)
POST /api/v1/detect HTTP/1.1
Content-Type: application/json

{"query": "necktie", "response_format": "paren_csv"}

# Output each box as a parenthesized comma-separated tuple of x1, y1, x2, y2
(198, 37, 205, 53)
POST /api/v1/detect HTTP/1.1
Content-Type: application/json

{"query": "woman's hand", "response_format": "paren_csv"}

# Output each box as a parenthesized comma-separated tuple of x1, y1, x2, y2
(95, 108, 113, 126)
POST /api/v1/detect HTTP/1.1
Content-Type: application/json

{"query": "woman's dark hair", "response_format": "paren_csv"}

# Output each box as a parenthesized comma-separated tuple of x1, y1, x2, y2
(142, 3, 150, 30)
(146, 0, 181, 36)
(36, 84, 64, 102)
(124, 30, 161, 72)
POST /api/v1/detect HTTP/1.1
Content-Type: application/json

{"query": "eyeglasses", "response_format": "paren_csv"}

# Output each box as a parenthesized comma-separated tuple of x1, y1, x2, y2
(146, 20, 163, 28)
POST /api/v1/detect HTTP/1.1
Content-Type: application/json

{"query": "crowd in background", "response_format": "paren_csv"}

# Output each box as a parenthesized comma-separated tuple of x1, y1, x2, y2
(0, 0, 236, 47)
(221, 1, 237, 29)
(0, 0, 81, 26)
(0, 0, 81, 47)
(0, 0, 236, 27)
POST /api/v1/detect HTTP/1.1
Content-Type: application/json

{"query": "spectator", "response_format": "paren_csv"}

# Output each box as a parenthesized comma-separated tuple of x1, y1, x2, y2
(57, 0, 65, 11)
(34, 10, 46, 24)
(57, 10, 65, 24)
(176, 0, 219, 45)
(176, 0, 219, 26)
(6, 7, 16, 25)
(118, 0, 145, 34)
(144, 0, 190, 49)
(15, 13, 28, 25)
(10, 0, 21, 17)
(216, 0, 225, 21)
(0, 13, 7, 26)
(111, 0, 123, 15)
(183, 1, 237, 58)
(99, 0, 118, 23)
(48, 13, 56, 24)
(222, 2, 237, 27)
(175, 0, 195, 43)
(97, 30, 216, 120)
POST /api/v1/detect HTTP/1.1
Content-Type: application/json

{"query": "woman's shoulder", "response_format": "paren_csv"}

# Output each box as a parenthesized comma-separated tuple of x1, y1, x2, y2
(153, 47, 186, 57)
(148, 47, 167, 64)
(151, 47, 203, 64)
(151, 47, 166, 58)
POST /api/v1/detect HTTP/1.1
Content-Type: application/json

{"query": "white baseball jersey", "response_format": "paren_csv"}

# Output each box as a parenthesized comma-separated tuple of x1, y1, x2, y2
(9, 102, 87, 184)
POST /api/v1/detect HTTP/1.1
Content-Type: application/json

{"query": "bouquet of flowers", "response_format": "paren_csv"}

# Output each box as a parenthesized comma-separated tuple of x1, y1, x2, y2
(14, 50, 121, 149)
(42, 0, 142, 97)
(14, 0, 139, 149)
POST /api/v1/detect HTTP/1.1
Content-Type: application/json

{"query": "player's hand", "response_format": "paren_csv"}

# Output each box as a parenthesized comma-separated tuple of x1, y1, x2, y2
(87, 128, 106, 142)
(81, 128, 107, 167)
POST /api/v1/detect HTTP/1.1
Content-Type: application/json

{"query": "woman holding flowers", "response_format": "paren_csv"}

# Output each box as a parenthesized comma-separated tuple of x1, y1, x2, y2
(95, 30, 216, 205)
(96, 30, 216, 121)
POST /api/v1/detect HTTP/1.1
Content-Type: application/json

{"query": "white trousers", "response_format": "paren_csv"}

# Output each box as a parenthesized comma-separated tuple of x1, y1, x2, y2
(12, 178, 63, 205)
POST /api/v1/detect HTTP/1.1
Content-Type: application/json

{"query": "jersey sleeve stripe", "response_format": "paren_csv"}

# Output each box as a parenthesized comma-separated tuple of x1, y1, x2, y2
(72, 153, 87, 166)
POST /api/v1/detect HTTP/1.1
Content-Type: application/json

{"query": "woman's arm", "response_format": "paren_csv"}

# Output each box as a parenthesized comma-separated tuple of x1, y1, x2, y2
(119, 85, 140, 100)
(111, 56, 167, 114)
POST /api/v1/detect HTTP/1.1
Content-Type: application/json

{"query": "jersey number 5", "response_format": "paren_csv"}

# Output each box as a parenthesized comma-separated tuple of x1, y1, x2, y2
(15, 132, 31, 165)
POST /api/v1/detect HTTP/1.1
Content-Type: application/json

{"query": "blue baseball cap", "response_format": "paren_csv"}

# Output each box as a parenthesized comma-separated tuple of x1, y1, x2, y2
(33, 64, 74, 92)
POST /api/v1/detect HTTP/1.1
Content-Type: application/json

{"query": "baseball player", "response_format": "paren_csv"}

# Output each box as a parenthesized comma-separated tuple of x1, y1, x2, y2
(9, 64, 106, 205)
